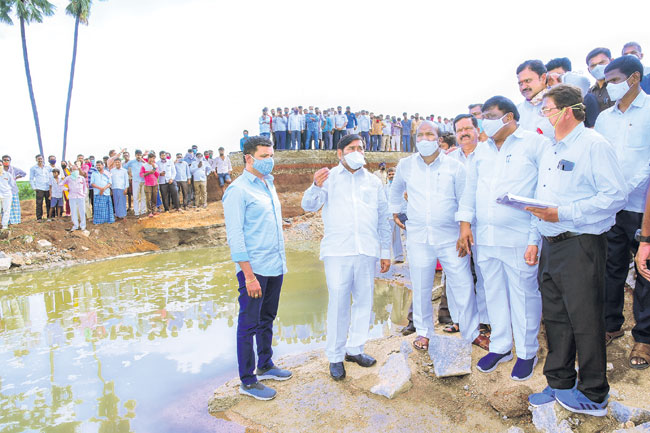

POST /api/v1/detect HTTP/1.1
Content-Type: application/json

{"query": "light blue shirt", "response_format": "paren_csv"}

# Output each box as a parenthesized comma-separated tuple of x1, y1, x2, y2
(535, 123, 627, 237)
(456, 127, 549, 247)
(90, 170, 112, 196)
(259, 115, 271, 134)
(174, 160, 191, 182)
(157, 159, 176, 184)
(125, 159, 144, 183)
(273, 116, 287, 132)
(358, 115, 371, 132)
(223, 170, 287, 276)
(594, 91, 650, 213)
(29, 164, 51, 191)
(288, 113, 302, 131)
(110, 167, 129, 190)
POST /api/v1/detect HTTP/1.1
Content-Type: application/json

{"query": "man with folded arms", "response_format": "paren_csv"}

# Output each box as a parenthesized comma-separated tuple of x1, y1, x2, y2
(392, 121, 488, 353)
(301, 134, 391, 381)
(457, 96, 548, 381)
(527, 84, 626, 415)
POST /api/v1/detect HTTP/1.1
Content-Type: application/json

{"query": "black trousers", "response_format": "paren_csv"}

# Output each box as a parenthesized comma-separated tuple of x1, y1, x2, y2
(177, 181, 190, 208)
(605, 210, 642, 333)
(159, 182, 180, 211)
(35, 189, 50, 220)
(333, 129, 346, 148)
(539, 234, 609, 403)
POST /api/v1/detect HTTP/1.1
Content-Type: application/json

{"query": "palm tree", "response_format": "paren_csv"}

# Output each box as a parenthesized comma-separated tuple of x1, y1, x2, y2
(62, 0, 94, 161)
(0, 0, 55, 158)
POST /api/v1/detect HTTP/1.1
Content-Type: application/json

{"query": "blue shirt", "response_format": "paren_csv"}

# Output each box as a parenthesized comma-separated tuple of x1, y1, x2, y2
(184, 152, 197, 165)
(30, 165, 51, 191)
(345, 112, 357, 129)
(174, 160, 191, 181)
(90, 170, 112, 196)
(535, 124, 627, 237)
(322, 116, 333, 132)
(125, 159, 144, 183)
(259, 115, 271, 134)
(273, 116, 287, 132)
(594, 91, 650, 213)
(223, 170, 287, 276)
(401, 119, 412, 135)
(240, 136, 250, 152)
(457, 127, 549, 247)
(641, 73, 650, 95)
(305, 113, 320, 132)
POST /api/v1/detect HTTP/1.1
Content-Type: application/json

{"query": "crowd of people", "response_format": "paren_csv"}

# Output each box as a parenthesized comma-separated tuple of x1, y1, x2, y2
(225, 41, 650, 420)
(0, 145, 234, 231)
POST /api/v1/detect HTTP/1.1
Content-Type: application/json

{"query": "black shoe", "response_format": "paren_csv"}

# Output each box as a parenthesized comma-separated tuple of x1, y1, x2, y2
(344, 353, 376, 368)
(401, 322, 416, 336)
(438, 314, 453, 325)
(330, 362, 346, 381)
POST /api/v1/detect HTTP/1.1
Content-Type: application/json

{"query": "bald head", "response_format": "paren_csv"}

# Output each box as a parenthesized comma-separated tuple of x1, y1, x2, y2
(416, 120, 440, 136)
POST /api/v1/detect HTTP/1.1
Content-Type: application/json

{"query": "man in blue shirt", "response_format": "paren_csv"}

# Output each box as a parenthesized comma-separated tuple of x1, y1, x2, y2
(223, 136, 292, 401)
(305, 109, 320, 150)
(273, 109, 287, 150)
(259, 108, 271, 138)
(401, 113, 412, 152)
(345, 106, 357, 135)
(29, 154, 51, 220)
(240, 130, 250, 152)
(527, 84, 626, 415)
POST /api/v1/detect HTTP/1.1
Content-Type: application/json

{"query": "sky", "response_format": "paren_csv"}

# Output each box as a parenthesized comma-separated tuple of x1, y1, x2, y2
(1, 0, 649, 171)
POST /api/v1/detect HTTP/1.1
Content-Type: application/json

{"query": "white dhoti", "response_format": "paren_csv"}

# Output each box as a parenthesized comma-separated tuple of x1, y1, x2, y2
(407, 240, 479, 343)
(476, 245, 541, 359)
(324, 254, 377, 363)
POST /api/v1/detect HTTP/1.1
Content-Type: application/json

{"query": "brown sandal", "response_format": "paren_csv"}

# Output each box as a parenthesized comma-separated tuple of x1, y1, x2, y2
(472, 334, 490, 351)
(605, 329, 624, 346)
(443, 323, 460, 333)
(413, 336, 429, 351)
(629, 342, 650, 370)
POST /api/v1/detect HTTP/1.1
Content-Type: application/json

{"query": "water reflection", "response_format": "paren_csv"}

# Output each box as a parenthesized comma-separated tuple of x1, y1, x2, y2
(0, 246, 411, 432)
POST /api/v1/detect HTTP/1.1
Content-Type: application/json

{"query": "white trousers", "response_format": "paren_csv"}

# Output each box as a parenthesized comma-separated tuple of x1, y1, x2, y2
(389, 220, 404, 261)
(132, 182, 146, 215)
(476, 245, 541, 359)
(407, 240, 479, 343)
(391, 136, 399, 151)
(472, 244, 490, 324)
(0, 195, 11, 228)
(324, 255, 377, 363)
(69, 197, 86, 230)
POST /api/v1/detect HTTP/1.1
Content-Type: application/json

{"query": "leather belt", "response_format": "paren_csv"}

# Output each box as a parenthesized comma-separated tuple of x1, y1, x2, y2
(543, 231, 581, 244)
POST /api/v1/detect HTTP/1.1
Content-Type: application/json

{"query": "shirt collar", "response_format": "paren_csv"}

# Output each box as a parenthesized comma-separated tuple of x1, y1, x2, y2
(555, 122, 585, 148)
(243, 168, 274, 184)
(416, 151, 444, 167)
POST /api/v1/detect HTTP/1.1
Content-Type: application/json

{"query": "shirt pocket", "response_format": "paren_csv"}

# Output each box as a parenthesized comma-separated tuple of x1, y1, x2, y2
(358, 185, 378, 208)
(435, 171, 456, 199)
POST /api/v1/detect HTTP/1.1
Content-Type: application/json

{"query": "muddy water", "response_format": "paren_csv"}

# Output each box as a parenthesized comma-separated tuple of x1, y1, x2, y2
(0, 244, 411, 433)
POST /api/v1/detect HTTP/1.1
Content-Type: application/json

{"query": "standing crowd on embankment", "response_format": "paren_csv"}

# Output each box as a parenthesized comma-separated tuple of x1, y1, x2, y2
(224, 42, 650, 422)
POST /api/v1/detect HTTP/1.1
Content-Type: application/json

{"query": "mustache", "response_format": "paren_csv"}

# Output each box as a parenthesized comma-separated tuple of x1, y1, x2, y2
(460, 134, 471, 140)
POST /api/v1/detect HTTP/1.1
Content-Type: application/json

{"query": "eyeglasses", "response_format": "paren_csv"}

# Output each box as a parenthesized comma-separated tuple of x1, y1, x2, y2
(539, 106, 560, 117)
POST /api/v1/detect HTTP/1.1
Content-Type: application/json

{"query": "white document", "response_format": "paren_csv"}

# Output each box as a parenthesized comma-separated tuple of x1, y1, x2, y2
(496, 193, 558, 211)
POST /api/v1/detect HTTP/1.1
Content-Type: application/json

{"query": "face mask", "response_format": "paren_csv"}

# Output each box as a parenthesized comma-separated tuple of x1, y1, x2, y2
(589, 64, 606, 81)
(338, 110, 342, 114)
(343, 151, 366, 170)
(49, 159, 56, 165)
(252, 156, 274, 175)
(476, 118, 484, 132)
(606, 77, 631, 101)
(547, 107, 566, 129)
(416, 140, 439, 157)
(481, 114, 508, 138)
(71, 171, 79, 179)
(293, 109, 298, 114)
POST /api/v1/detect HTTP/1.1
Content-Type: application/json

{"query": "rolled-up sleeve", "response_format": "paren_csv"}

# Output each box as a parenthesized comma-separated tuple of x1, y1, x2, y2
(223, 185, 250, 262)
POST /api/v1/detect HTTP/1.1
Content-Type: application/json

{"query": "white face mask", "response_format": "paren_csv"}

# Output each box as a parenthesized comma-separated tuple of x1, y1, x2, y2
(416, 139, 439, 157)
(606, 77, 631, 101)
(589, 64, 607, 81)
(343, 151, 365, 170)
(482, 114, 508, 137)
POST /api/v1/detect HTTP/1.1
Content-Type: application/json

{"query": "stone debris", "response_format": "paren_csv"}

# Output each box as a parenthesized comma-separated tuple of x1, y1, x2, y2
(0, 252, 12, 271)
(504, 427, 525, 433)
(530, 403, 573, 433)
(82, 230, 90, 237)
(614, 421, 650, 432)
(428, 334, 471, 377)
(24, 235, 33, 244)
(399, 340, 413, 357)
(37, 239, 52, 250)
(370, 352, 412, 399)
(610, 401, 650, 425)
(488, 385, 533, 418)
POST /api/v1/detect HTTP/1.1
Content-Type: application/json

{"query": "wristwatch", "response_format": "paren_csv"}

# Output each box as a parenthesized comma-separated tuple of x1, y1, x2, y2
(635, 229, 650, 243)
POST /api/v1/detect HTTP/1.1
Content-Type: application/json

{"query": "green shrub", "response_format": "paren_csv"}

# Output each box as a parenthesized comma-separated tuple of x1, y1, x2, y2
(17, 181, 35, 200)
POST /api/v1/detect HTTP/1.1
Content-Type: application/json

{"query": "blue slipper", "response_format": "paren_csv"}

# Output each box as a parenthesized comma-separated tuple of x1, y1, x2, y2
(476, 351, 513, 373)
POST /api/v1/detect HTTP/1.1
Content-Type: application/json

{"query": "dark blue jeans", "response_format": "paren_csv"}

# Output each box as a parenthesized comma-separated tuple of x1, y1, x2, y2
(275, 131, 286, 150)
(402, 135, 411, 152)
(290, 130, 301, 150)
(360, 131, 371, 150)
(236, 271, 283, 385)
(371, 135, 381, 152)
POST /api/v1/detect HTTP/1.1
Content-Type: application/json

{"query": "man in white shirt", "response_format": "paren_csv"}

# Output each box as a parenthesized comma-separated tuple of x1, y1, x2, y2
(456, 96, 549, 381)
(594, 55, 650, 368)
(216, 147, 233, 197)
(381, 115, 392, 151)
(391, 121, 488, 353)
(357, 110, 371, 150)
(157, 150, 179, 212)
(301, 134, 391, 381)
(333, 106, 348, 148)
(516, 60, 554, 138)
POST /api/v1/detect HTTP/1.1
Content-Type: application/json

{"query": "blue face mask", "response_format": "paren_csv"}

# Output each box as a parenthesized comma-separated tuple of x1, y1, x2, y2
(476, 118, 484, 132)
(252, 156, 274, 176)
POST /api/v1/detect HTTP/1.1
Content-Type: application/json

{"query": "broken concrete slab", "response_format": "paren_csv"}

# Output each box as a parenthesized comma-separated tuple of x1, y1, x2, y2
(370, 352, 412, 399)
(428, 334, 471, 377)
(610, 401, 650, 425)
